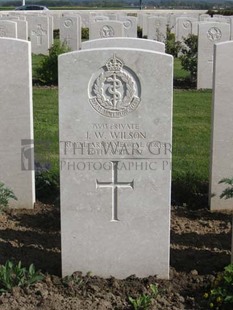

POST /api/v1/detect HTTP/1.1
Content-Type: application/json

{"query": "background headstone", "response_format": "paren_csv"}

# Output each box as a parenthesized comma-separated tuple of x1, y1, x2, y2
(197, 22, 230, 89)
(0, 20, 17, 38)
(27, 16, 50, 55)
(89, 21, 125, 40)
(210, 41, 233, 211)
(81, 37, 165, 53)
(175, 17, 197, 42)
(118, 16, 137, 38)
(0, 38, 35, 209)
(148, 16, 167, 42)
(60, 15, 81, 51)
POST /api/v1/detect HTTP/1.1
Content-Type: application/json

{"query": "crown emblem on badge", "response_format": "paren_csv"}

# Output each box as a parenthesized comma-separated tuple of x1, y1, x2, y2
(106, 54, 123, 72)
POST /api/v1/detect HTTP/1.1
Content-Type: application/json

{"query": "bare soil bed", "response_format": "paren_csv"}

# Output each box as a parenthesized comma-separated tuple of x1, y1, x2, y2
(0, 202, 231, 309)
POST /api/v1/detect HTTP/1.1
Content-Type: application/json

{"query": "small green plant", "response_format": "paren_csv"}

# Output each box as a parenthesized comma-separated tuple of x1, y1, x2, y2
(137, 26, 142, 38)
(82, 27, 89, 40)
(0, 260, 44, 293)
(165, 27, 182, 57)
(0, 182, 17, 212)
(128, 284, 159, 310)
(219, 177, 233, 199)
(62, 274, 84, 288)
(203, 264, 233, 309)
(62, 271, 92, 290)
(35, 162, 59, 200)
(36, 40, 70, 85)
(179, 34, 198, 82)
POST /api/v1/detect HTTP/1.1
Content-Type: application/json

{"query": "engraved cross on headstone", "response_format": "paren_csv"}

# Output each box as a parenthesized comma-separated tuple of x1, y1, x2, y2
(96, 161, 134, 222)
(32, 24, 47, 46)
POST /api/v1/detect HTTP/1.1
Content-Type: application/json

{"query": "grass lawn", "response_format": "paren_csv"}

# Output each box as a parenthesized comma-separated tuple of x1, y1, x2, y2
(33, 88, 59, 172)
(173, 89, 212, 181)
(174, 58, 190, 80)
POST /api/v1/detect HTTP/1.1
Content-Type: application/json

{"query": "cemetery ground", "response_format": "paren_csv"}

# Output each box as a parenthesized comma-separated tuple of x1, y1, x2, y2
(0, 58, 232, 309)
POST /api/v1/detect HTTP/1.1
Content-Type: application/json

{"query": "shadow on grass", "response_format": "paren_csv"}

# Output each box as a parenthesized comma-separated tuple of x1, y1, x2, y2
(172, 173, 209, 209)
(174, 77, 196, 89)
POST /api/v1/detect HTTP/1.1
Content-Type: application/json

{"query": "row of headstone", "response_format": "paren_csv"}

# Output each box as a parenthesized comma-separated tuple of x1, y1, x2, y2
(1, 30, 232, 278)
(0, 35, 172, 279)
(1, 9, 233, 62)
(0, 15, 53, 54)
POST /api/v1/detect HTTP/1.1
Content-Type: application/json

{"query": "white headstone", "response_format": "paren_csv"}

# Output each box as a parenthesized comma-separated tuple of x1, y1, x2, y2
(89, 21, 125, 40)
(210, 41, 233, 211)
(81, 37, 165, 53)
(28, 16, 49, 55)
(59, 48, 173, 279)
(0, 20, 17, 38)
(148, 16, 167, 42)
(0, 38, 35, 209)
(60, 15, 81, 51)
(197, 22, 230, 89)
(0, 17, 27, 40)
(118, 16, 137, 38)
(175, 17, 197, 42)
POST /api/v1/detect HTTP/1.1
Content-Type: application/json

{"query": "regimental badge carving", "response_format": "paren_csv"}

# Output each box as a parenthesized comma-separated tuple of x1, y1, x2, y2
(123, 20, 132, 29)
(89, 54, 141, 118)
(207, 27, 222, 41)
(183, 20, 191, 29)
(64, 19, 73, 28)
(100, 25, 114, 38)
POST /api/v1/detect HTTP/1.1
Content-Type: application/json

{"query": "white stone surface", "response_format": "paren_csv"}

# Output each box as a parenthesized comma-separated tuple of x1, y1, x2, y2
(27, 16, 50, 55)
(0, 20, 17, 38)
(148, 16, 167, 42)
(89, 21, 125, 40)
(59, 47, 173, 279)
(142, 13, 152, 37)
(210, 41, 233, 211)
(90, 15, 109, 23)
(60, 15, 81, 51)
(0, 17, 27, 40)
(81, 37, 165, 53)
(48, 15, 54, 48)
(118, 16, 137, 38)
(175, 17, 197, 42)
(0, 38, 35, 209)
(197, 22, 230, 89)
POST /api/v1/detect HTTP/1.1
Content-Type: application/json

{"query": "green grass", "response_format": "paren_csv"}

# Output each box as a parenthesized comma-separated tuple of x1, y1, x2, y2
(173, 90, 212, 180)
(32, 55, 45, 80)
(174, 58, 190, 80)
(33, 88, 59, 172)
(172, 89, 212, 206)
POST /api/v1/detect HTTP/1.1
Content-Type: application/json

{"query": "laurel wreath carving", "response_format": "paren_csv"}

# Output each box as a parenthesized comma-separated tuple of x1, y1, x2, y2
(92, 70, 136, 111)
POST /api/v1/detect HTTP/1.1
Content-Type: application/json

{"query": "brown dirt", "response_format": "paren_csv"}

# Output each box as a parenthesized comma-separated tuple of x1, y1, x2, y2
(0, 202, 231, 309)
